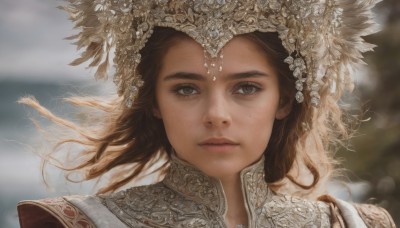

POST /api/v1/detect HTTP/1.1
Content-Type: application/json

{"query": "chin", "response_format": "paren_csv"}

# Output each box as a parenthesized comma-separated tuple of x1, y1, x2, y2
(196, 162, 244, 179)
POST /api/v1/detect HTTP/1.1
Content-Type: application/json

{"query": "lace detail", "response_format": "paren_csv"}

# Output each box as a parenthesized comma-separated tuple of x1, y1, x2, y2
(100, 155, 333, 227)
(354, 204, 396, 228)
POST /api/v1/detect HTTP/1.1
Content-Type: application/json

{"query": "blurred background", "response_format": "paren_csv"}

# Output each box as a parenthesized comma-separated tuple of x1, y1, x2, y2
(0, 0, 115, 227)
(0, 0, 399, 227)
(335, 0, 400, 223)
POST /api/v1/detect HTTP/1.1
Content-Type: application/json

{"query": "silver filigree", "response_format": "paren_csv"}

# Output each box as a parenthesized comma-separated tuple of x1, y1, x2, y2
(61, 0, 381, 108)
(98, 155, 332, 227)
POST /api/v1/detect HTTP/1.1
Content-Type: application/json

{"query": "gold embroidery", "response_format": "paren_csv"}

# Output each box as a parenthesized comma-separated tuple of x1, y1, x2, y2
(100, 156, 332, 227)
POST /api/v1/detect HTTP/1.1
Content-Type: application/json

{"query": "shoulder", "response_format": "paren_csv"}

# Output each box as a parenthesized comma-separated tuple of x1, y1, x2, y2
(101, 182, 192, 209)
(258, 194, 332, 227)
(100, 183, 225, 227)
(260, 193, 396, 228)
(319, 195, 396, 228)
(18, 195, 129, 228)
(353, 203, 396, 228)
(17, 196, 95, 228)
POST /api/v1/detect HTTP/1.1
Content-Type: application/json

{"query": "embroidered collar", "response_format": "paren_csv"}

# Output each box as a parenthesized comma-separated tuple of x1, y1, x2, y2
(162, 155, 272, 217)
(99, 154, 332, 227)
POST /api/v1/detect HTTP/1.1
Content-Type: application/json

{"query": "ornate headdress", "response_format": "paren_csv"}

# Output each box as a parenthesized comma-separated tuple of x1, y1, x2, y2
(60, 0, 381, 108)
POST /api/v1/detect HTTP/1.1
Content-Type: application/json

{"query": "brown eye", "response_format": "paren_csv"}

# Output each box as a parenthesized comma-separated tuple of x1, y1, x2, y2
(174, 85, 199, 96)
(234, 82, 261, 95)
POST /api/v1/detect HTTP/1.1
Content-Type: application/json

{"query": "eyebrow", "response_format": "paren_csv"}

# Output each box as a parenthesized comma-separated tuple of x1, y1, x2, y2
(163, 72, 205, 81)
(227, 71, 270, 80)
(163, 70, 269, 81)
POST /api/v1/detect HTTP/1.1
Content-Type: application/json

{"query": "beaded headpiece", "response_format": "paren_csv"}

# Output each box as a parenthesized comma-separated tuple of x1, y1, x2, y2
(60, 0, 381, 108)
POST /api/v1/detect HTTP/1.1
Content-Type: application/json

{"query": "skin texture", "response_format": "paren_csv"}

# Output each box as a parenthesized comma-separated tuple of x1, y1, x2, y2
(155, 35, 289, 227)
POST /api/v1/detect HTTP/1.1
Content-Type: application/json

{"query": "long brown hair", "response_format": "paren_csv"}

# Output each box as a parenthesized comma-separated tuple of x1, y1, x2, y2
(19, 27, 348, 196)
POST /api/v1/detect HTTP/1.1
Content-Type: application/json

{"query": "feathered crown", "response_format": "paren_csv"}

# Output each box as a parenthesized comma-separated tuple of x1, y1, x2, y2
(59, 0, 381, 108)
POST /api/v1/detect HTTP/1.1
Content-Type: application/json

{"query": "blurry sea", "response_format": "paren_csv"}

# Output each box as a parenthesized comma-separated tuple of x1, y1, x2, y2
(0, 78, 111, 228)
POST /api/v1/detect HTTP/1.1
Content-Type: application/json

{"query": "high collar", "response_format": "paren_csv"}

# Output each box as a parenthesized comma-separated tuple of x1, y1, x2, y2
(162, 155, 273, 221)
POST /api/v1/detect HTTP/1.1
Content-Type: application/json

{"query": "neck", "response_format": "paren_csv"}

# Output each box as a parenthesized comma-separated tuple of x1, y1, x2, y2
(220, 174, 248, 228)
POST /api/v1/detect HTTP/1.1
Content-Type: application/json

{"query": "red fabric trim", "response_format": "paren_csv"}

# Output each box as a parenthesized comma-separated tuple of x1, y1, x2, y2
(17, 197, 95, 228)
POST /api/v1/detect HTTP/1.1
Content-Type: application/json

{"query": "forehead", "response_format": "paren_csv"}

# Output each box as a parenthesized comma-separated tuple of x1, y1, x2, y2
(160, 35, 276, 75)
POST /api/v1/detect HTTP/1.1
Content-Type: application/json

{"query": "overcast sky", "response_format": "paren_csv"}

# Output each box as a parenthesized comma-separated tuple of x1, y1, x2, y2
(0, 0, 92, 81)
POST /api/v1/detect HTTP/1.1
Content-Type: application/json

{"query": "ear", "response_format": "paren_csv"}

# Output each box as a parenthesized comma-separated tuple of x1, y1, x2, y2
(275, 97, 292, 120)
(153, 107, 162, 119)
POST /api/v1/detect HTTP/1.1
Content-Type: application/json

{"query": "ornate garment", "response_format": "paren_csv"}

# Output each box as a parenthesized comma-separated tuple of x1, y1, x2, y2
(18, 156, 396, 228)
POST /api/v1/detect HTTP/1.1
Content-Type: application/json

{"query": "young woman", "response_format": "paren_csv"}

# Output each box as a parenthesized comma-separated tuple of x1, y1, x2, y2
(17, 0, 396, 227)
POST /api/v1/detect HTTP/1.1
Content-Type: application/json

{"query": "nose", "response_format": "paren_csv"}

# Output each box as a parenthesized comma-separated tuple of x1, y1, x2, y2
(202, 92, 231, 128)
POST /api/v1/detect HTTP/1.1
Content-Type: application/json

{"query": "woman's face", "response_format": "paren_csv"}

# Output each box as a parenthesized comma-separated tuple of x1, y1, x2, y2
(155, 35, 289, 179)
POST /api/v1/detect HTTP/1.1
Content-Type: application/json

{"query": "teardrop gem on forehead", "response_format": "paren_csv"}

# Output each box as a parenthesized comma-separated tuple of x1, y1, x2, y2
(203, 48, 224, 81)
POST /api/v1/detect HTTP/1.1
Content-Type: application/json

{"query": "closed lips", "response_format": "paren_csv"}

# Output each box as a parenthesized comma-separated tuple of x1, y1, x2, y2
(199, 138, 239, 145)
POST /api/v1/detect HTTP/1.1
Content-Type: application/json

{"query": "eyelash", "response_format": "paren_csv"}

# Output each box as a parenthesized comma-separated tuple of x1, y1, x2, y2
(172, 82, 262, 97)
(172, 84, 199, 97)
(233, 82, 262, 95)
